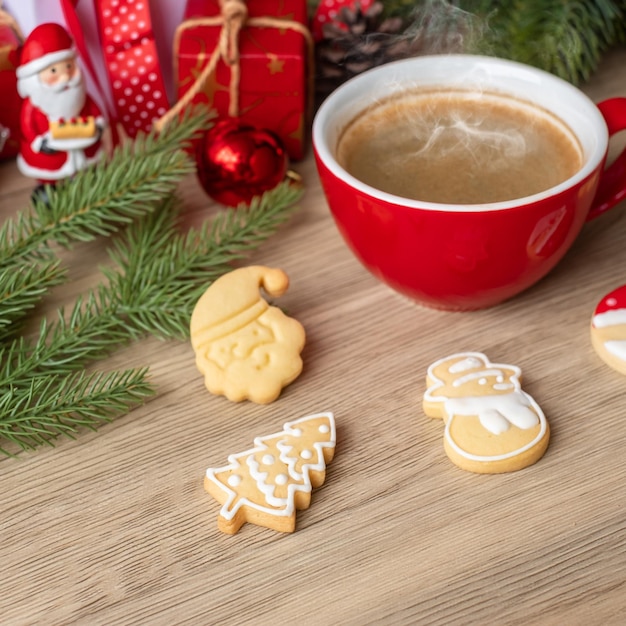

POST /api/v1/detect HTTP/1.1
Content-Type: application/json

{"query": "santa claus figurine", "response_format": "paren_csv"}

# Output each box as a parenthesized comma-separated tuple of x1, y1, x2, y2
(15, 23, 106, 187)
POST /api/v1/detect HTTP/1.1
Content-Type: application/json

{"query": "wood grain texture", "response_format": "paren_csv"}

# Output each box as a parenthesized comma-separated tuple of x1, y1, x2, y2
(2, 48, 626, 625)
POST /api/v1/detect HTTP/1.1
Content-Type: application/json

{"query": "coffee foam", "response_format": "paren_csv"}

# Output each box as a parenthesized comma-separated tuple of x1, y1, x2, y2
(401, 92, 527, 163)
(342, 88, 581, 160)
(336, 89, 583, 205)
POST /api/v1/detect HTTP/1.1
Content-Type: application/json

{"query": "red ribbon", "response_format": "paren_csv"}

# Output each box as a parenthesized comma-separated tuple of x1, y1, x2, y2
(95, 0, 170, 138)
(60, 0, 121, 144)
(60, 0, 170, 141)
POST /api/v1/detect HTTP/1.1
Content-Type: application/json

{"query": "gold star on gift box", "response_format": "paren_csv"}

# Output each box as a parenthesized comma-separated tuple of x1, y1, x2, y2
(267, 53, 285, 74)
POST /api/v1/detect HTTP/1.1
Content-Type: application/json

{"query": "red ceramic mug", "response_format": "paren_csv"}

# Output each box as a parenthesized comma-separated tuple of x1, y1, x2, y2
(312, 55, 626, 310)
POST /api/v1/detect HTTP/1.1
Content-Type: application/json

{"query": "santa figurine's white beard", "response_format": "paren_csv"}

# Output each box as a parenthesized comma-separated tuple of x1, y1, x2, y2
(18, 69, 87, 120)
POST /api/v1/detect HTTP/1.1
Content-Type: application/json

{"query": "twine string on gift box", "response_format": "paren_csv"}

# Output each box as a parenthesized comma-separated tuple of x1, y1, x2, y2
(155, 0, 314, 132)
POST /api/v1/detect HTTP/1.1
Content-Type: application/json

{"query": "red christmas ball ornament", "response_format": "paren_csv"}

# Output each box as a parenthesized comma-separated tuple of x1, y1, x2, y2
(195, 118, 289, 207)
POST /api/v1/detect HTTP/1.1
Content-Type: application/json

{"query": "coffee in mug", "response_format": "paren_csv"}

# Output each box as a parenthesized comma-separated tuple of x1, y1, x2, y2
(313, 55, 626, 309)
(336, 89, 583, 205)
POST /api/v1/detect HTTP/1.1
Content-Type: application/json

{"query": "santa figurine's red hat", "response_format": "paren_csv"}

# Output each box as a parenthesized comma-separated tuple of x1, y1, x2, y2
(16, 23, 75, 80)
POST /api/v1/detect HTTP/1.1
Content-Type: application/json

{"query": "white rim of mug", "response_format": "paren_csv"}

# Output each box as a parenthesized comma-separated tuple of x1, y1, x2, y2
(312, 54, 609, 213)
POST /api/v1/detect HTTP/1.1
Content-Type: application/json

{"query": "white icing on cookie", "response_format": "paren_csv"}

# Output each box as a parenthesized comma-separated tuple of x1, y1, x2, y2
(448, 356, 483, 373)
(492, 382, 513, 390)
(246, 454, 284, 507)
(604, 340, 626, 362)
(593, 308, 626, 328)
(446, 391, 539, 434)
(227, 475, 242, 487)
(452, 369, 505, 387)
(425, 352, 547, 463)
(205, 412, 336, 522)
(443, 393, 547, 463)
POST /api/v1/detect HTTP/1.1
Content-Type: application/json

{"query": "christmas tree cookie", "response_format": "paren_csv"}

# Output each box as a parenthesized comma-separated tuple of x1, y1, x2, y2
(423, 353, 550, 474)
(204, 412, 336, 534)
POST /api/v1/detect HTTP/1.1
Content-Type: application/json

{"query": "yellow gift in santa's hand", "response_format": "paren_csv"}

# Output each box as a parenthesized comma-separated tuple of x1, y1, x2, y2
(49, 115, 97, 140)
(190, 266, 305, 404)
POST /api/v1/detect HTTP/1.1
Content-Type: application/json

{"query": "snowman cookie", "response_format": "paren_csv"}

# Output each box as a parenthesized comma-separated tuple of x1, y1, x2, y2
(423, 352, 550, 474)
(590, 285, 626, 375)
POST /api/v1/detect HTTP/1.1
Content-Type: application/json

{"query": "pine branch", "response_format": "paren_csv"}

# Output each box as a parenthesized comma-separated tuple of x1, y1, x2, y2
(456, 0, 624, 83)
(0, 108, 212, 339)
(0, 259, 66, 342)
(615, 0, 626, 41)
(0, 180, 302, 455)
(0, 368, 155, 456)
(505, 0, 618, 82)
(0, 288, 136, 382)
(380, 0, 624, 84)
(109, 181, 303, 340)
(0, 108, 209, 265)
(0, 182, 301, 386)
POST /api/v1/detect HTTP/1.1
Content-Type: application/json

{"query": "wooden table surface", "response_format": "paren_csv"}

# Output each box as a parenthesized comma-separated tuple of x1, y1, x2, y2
(3, 49, 626, 626)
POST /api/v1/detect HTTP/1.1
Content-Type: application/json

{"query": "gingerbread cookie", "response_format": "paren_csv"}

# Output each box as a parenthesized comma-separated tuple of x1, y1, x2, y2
(204, 412, 336, 534)
(190, 266, 305, 404)
(591, 285, 626, 375)
(423, 352, 550, 474)
(50, 116, 97, 140)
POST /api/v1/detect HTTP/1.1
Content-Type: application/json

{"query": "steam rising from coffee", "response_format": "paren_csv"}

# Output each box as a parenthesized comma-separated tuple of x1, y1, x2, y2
(398, 0, 486, 55)
(323, 0, 583, 204)
(407, 100, 527, 163)
(336, 90, 582, 204)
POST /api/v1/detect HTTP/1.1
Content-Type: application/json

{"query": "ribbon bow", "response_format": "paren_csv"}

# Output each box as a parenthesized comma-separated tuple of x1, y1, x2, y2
(220, 0, 247, 64)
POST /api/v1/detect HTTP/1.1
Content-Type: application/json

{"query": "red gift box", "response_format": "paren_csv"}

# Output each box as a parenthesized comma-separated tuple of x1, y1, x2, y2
(0, 17, 22, 160)
(175, 0, 311, 161)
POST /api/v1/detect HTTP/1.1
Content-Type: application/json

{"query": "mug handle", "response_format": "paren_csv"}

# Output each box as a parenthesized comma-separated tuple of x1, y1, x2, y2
(587, 97, 626, 220)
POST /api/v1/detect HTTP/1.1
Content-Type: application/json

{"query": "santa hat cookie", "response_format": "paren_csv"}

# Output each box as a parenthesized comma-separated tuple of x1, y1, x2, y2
(16, 23, 75, 80)
(190, 266, 306, 404)
(590, 285, 626, 375)
(423, 352, 550, 474)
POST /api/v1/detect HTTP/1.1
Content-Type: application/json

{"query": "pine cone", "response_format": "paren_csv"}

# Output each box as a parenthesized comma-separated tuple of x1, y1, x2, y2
(315, 0, 474, 105)
(315, 2, 407, 103)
